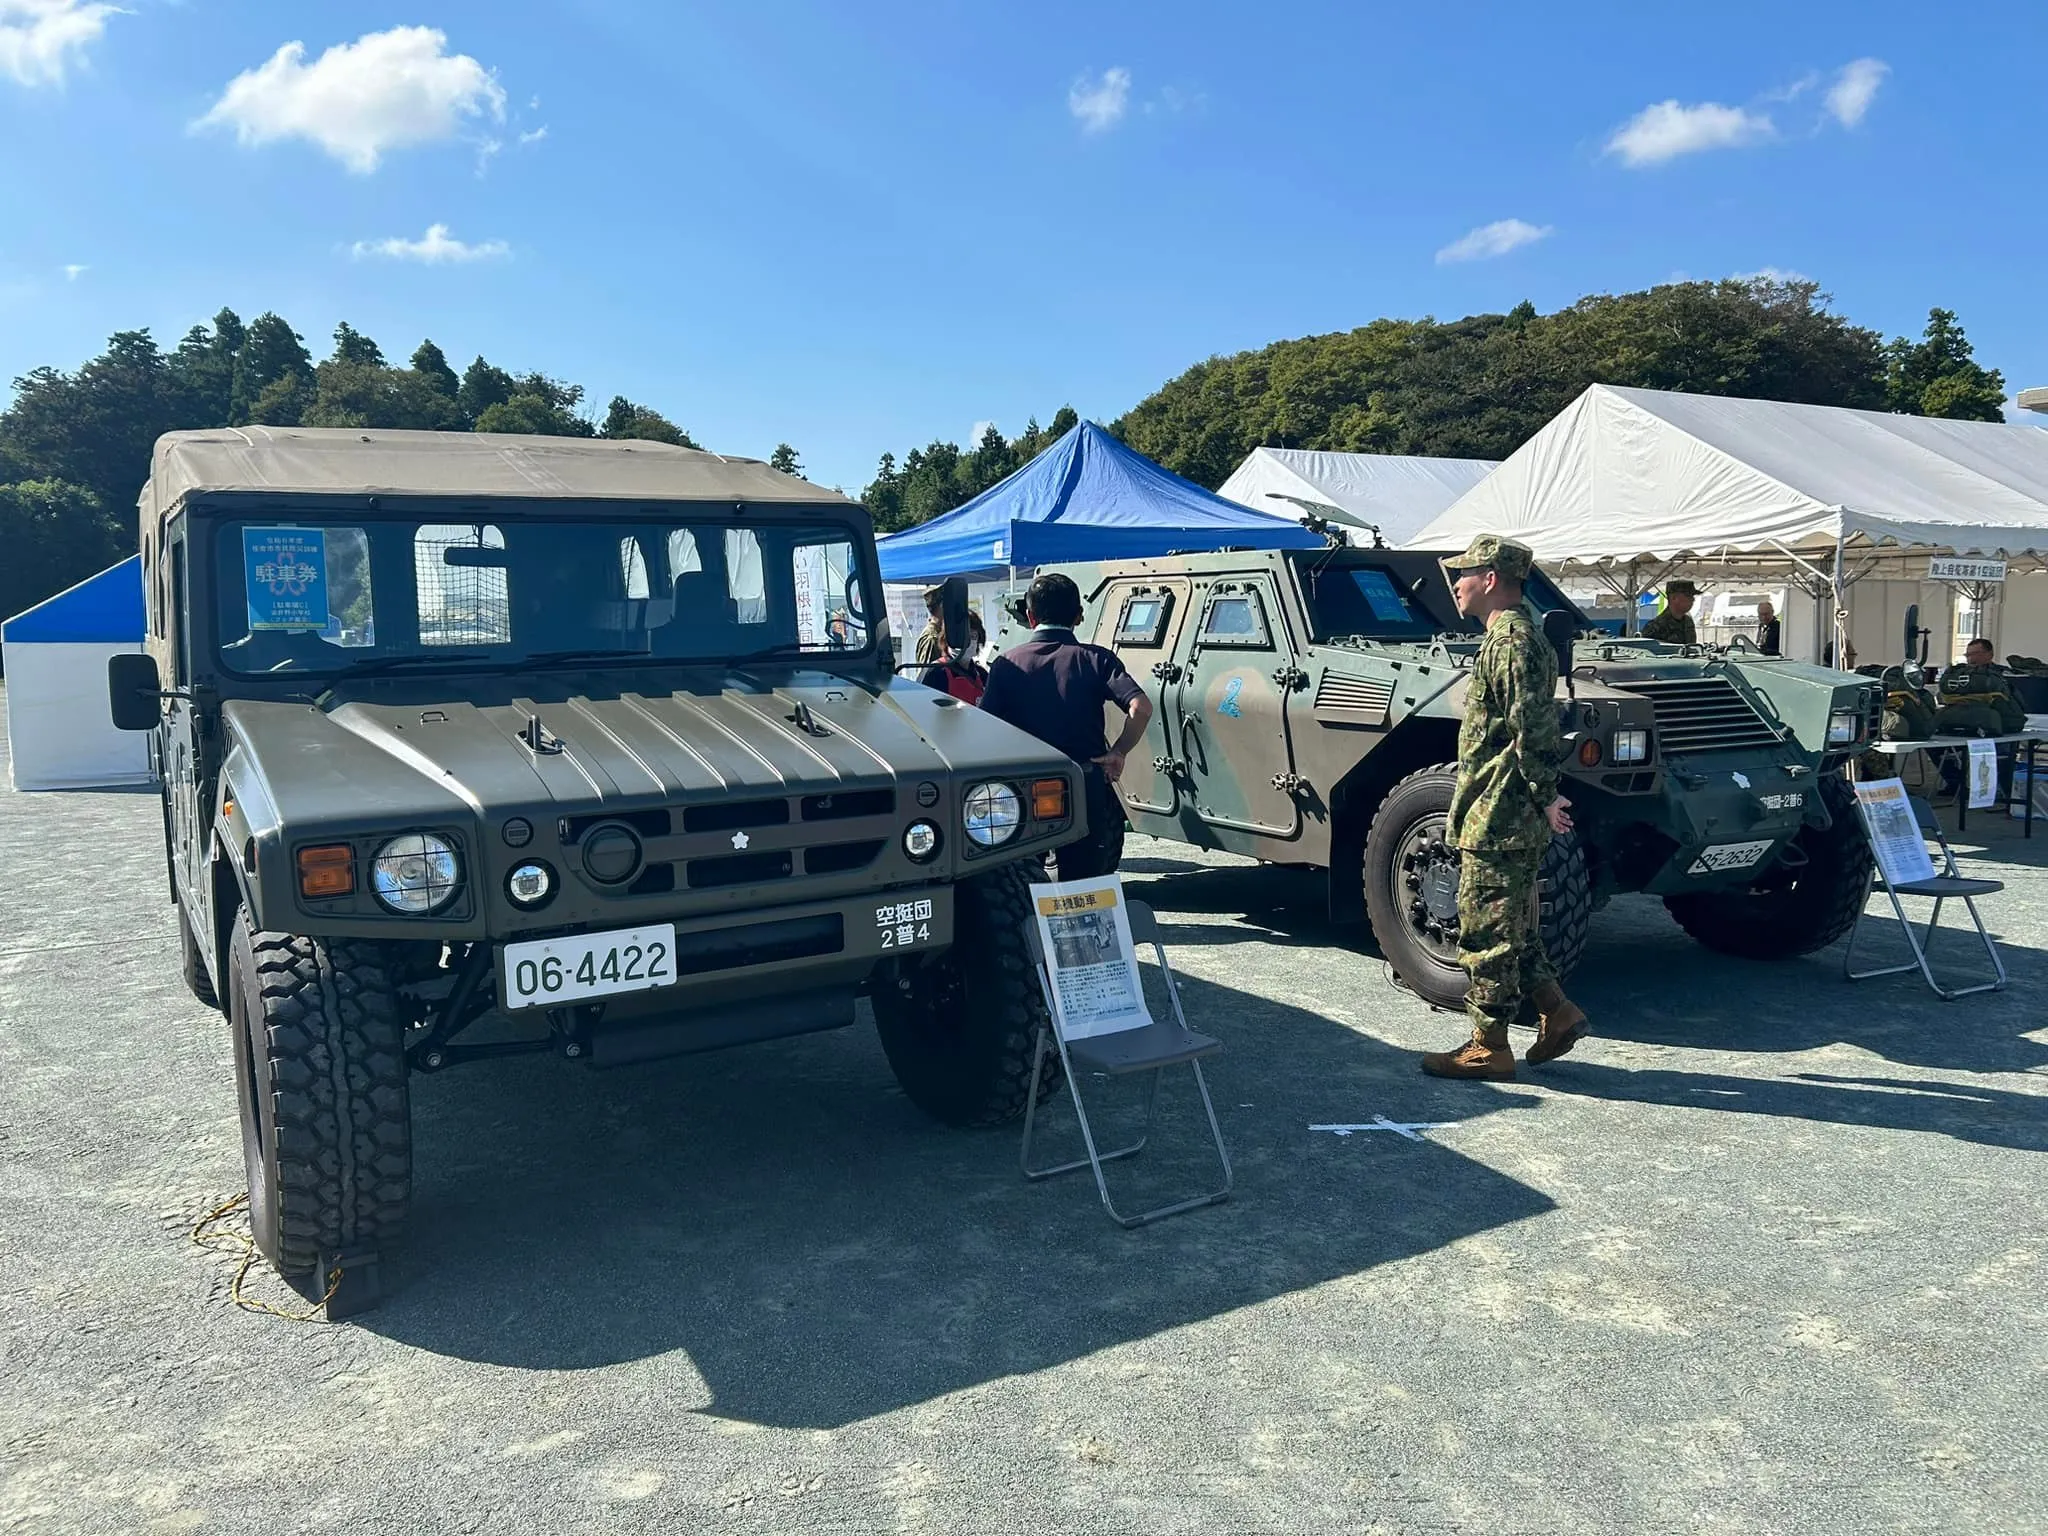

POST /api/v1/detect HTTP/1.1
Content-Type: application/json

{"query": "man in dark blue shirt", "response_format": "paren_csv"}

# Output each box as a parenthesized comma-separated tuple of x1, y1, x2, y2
(980, 573, 1153, 881)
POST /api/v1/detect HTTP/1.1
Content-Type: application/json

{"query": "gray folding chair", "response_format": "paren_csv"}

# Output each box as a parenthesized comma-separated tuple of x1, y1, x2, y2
(1845, 792, 2007, 1000)
(1020, 898, 1232, 1228)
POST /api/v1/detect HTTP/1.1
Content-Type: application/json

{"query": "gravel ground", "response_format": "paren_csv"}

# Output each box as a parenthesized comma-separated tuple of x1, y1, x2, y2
(2, 688, 2044, 1534)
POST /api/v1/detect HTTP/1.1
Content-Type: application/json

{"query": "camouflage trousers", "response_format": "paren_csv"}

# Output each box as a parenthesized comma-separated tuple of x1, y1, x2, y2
(1457, 847, 1555, 1046)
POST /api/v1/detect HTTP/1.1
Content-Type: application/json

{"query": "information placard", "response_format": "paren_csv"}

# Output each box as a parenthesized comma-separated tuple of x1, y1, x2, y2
(242, 526, 329, 631)
(1967, 739, 1999, 810)
(1852, 778, 1937, 887)
(1028, 876, 1150, 1041)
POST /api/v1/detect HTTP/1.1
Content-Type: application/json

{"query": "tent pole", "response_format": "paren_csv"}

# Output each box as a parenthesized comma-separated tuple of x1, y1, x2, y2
(1829, 537, 1846, 668)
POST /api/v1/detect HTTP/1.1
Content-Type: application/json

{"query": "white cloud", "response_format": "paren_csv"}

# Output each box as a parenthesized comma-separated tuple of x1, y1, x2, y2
(0, 0, 118, 87)
(1825, 58, 1888, 128)
(1435, 218, 1553, 264)
(518, 125, 547, 145)
(1605, 99, 1774, 167)
(61, 261, 85, 280)
(350, 223, 509, 264)
(1068, 67, 1129, 133)
(195, 25, 505, 174)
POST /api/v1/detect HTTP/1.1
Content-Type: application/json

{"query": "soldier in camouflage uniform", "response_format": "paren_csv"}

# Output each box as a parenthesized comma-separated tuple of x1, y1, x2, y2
(1421, 535, 1590, 1081)
(1639, 579, 1698, 645)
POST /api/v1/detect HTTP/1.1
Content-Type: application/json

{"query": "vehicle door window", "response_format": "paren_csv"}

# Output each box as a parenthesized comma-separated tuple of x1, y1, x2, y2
(169, 529, 189, 686)
(1198, 590, 1270, 648)
(791, 534, 869, 650)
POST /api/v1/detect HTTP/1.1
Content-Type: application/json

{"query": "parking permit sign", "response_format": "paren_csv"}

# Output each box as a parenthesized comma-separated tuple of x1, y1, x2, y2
(243, 527, 328, 631)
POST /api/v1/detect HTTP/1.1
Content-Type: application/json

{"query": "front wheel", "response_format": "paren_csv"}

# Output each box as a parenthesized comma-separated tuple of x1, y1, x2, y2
(1362, 765, 1592, 1012)
(178, 903, 220, 1011)
(228, 914, 412, 1276)
(1664, 774, 1872, 959)
(872, 864, 1061, 1127)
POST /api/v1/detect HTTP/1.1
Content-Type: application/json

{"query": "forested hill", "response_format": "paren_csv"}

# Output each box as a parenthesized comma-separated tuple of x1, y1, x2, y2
(1109, 279, 2007, 489)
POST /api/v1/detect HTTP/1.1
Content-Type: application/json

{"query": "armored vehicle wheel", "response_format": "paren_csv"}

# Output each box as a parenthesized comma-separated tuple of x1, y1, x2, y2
(872, 863, 1062, 1127)
(1663, 774, 1872, 960)
(1363, 765, 1593, 1012)
(178, 905, 220, 1011)
(227, 913, 412, 1276)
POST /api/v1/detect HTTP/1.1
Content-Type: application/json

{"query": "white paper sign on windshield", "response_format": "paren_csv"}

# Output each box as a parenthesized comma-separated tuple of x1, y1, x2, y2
(1853, 778, 1937, 887)
(1029, 876, 1150, 1040)
(1968, 739, 1999, 809)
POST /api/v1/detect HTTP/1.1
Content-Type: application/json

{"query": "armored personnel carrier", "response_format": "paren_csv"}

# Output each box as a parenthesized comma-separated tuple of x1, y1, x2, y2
(999, 543, 1882, 1009)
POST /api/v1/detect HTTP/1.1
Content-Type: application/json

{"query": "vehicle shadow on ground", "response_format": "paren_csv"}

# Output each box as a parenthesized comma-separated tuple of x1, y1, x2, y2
(1536, 1066, 2048, 1153)
(361, 968, 1550, 1429)
(1118, 855, 1364, 954)
(1565, 895, 2048, 1077)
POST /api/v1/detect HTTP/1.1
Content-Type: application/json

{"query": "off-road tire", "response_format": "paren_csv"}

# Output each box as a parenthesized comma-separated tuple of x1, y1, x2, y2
(178, 904, 220, 1011)
(228, 913, 411, 1276)
(872, 862, 1062, 1127)
(1364, 765, 1593, 1013)
(1663, 773, 1872, 960)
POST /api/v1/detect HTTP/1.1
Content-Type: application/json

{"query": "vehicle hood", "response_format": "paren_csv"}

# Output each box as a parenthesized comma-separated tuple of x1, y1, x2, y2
(221, 671, 1047, 825)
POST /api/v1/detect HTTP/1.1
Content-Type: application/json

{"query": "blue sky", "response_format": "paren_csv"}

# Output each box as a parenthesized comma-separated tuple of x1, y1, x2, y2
(2, 0, 2043, 492)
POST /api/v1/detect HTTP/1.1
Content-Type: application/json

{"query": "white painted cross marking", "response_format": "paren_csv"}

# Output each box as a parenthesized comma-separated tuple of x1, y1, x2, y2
(1310, 1116, 1454, 1141)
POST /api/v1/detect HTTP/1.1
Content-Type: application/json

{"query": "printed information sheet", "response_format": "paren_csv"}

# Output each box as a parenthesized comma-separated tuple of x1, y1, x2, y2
(1967, 738, 1999, 810)
(1853, 778, 1938, 887)
(1028, 876, 1150, 1040)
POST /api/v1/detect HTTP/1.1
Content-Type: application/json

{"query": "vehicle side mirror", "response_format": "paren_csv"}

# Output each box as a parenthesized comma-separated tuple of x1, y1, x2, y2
(1541, 608, 1575, 677)
(108, 652, 164, 731)
(938, 575, 970, 656)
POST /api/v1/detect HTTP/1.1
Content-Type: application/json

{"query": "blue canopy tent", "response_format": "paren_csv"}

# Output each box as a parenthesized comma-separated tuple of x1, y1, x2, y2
(876, 422, 1323, 583)
(3, 556, 150, 790)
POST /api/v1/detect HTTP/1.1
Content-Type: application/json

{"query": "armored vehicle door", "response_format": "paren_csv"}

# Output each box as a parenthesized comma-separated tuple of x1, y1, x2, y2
(1175, 575, 1303, 839)
(1094, 577, 1193, 816)
(162, 518, 207, 912)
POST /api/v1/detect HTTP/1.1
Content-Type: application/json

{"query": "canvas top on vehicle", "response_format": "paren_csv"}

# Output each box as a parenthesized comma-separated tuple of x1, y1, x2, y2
(140, 427, 850, 527)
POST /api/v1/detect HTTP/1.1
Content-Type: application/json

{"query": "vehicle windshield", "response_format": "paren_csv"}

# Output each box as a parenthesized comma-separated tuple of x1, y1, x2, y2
(1299, 562, 1441, 642)
(212, 514, 874, 675)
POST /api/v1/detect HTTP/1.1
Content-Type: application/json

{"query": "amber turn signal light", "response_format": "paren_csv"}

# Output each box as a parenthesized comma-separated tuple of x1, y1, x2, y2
(297, 843, 355, 898)
(1577, 738, 1603, 767)
(1031, 778, 1069, 820)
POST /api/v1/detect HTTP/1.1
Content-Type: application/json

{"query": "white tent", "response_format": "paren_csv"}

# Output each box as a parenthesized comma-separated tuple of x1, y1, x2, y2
(3, 558, 150, 791)
(1407, 385, 2048, 664)
(1218, 447, 1498, 547)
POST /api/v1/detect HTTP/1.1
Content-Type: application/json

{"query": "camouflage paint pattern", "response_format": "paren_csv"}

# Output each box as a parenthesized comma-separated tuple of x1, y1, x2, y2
(1457, 849, 1554, 1044)
(1449, 604, 1562, 852)
(1639, 609, 1697, 645)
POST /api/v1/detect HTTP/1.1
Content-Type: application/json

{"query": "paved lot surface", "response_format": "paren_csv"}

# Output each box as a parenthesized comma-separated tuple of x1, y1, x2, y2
(3, 691, 2045, 1534)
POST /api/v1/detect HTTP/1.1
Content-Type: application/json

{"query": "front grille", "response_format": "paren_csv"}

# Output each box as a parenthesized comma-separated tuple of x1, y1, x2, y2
(683, 798, 791, 834)
(804, 839, 885, 875)
(803, 789, 894, 821)
(1313, 672, 1395, 724)
(672, 914, 843, 976)
(687, 850, 795, 889)
(1629, 676, 1784, 755)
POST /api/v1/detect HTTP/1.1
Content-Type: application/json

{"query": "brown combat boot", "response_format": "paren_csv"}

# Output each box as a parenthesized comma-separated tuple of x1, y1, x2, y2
(1420, 1037, 1516, 1080)
(1524, 981, 1590, 1067)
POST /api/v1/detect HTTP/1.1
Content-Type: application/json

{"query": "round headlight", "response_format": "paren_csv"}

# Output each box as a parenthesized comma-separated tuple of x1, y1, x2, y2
(507, 861, 554, 906)
(903, 820, 940, 861)
(370, 832, 461, 914)
(963, 782, 1022, 848)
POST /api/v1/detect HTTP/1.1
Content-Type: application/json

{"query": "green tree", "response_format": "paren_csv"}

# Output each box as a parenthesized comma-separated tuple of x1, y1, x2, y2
(768, 443, 804, 477)
(0, 479, 125, 630)
(304, 362, 464, 430)
(457, 357, 516, 425)
(600, 394, 698, 446)
(474, 391, 594, 436)
(231, 313, 312, 423)
(1884, 308, 2007, 421)
(862, 451, 906, 531)
(410, 339, 459, 397)
(329, 322, 385, 368)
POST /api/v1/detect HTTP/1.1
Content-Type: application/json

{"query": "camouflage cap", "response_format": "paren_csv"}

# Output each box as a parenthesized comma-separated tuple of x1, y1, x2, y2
(1666, 579, 1698, 597)
(1438, 533, 1535, 581)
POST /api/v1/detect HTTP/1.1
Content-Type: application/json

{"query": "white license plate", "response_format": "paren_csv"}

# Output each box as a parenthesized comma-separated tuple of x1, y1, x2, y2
(501, 923, 678, 1010)
(1687, 839, 1776, 876)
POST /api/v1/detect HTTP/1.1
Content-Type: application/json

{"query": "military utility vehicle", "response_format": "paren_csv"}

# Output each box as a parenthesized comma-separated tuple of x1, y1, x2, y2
(111, 427, 1084, 1293)
(998, 544, 1883, 1010)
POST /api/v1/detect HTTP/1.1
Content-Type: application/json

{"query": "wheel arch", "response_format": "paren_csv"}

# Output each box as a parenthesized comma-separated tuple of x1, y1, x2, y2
(1326, 715, 1460, 924)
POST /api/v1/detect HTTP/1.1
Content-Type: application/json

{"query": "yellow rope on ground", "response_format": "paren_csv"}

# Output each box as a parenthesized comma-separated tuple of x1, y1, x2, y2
(190, 1193, 343, 1322)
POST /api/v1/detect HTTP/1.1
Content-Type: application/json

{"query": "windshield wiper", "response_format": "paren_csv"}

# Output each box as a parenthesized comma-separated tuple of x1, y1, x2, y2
(724, 643, 819, 667)
(517, 648, 656, 668)
(342, 651, 495, 677)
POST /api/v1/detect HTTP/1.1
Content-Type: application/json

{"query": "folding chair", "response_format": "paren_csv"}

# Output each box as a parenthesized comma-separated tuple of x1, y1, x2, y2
(1020, 898, 1233, 1228)
(1845, 791, 2007, 1000)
